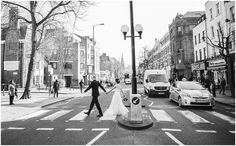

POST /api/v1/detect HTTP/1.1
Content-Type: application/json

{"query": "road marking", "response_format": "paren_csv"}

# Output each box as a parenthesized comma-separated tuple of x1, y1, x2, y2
(144, 96, 154, 106)
(165, 132, 184, 145)
(150, 109, 175, 122)
(87, 128, 109, 145)
(229, 131, 235, 133)
(195, 130, 216, 133)
(179, 110, 211, 124)
(40, 110, 71, 121)
(36, 128, 54, 131)
(208, 111, 235, 124)
(99, 115, 116, 121)
(65, 128, 83, 131)
(162, 128, 182, 132)
(18, 110, 50, 121)
(7, 127, 25, 130)
(68, 109, 94, 121)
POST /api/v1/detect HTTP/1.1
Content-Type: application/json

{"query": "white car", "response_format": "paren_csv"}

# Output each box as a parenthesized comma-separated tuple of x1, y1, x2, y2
(169, 81, 215, 108)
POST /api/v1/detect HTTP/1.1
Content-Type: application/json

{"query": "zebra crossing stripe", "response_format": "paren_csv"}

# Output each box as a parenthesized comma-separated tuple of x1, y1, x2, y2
(40, 110, 71, 121)
(208, 111, 235, 124)
(229, 131, 235, 133)
(36, 128, 54, 131)
(65, 128, 83, 131)
(18, 110, 50, 121)
(150, 109, 175, 122)
(179, 110, 211, 124)
(7, 127, 25, 130)
(162, 128, 182, 132)
(195, 130, 216, 133)
(99, 115, 116, 121)
(68, 109, 94, 121)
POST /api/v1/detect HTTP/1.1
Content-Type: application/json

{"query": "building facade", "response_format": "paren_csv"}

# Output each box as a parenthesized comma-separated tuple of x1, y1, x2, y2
(169, 11, 204, 80)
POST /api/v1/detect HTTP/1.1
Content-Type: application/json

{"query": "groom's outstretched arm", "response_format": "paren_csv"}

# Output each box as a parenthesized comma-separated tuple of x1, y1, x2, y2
(99, 83, 106, 93)
(84, 83, 92, 92)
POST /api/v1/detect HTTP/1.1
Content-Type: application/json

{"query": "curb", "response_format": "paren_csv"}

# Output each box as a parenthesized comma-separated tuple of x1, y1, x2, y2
(215, 100, 235, 107)
(41, 97, 74, 108)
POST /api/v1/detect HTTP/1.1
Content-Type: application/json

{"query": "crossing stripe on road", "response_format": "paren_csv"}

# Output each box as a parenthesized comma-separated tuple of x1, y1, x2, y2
(195, 130, 216, 133)
(150, 109, 175, 122)
(18, 110, 50, 121)
(68, 109, 94, 121)
(7, 127, 25, 130)
(36, 128, 54, 131)
(179, 111, 211, 124)
(208, 111, 235, 124)
(99, 115, 116, 121)
(40, 110, 71, 121)
(65, 128, 83, 131)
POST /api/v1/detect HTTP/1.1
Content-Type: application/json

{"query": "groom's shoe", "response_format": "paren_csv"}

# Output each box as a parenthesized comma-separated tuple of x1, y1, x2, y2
(96, 114, 103, 117)
(84, 112, 90, 116)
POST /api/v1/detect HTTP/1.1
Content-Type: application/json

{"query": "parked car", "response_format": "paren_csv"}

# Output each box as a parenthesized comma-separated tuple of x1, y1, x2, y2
(169, 81, 215, 108)
(143, 69, 170, 97)
(124, 78, 131, 85)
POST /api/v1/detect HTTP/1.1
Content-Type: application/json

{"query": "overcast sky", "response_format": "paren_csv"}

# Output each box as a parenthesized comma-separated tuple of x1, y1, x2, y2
(73, 0, 206, 65)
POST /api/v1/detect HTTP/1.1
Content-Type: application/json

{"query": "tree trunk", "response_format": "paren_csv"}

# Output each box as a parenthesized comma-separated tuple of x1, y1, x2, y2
(227, 56, 235, 98)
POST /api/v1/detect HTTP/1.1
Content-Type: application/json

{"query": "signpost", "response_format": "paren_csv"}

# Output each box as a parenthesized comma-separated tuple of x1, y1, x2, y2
(130, 94, 142, 123)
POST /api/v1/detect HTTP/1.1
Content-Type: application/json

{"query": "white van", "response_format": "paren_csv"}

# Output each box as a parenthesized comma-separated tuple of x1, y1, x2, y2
(144, 69, 170, 97)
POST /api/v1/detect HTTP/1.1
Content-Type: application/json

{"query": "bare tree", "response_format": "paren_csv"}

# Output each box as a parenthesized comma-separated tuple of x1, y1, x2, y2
(2, 1, 94, 99)
(204, 23, 235, 97)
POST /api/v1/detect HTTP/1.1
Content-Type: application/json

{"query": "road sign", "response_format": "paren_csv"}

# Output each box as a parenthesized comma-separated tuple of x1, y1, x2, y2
(130, 94, 142, 123)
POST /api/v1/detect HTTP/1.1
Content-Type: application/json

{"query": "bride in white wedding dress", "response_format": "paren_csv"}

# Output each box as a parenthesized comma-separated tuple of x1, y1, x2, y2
(104, 79, 129, 117)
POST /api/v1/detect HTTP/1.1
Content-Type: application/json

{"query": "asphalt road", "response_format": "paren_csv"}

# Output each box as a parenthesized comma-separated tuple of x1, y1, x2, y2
(1, 83, 235, 145)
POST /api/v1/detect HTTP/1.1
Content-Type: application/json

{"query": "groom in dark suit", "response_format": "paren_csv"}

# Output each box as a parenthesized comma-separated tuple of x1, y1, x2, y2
(84, 76, 107, 117)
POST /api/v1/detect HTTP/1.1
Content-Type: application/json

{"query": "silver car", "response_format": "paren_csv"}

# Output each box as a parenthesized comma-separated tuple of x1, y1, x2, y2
(169, 81, 215, 108)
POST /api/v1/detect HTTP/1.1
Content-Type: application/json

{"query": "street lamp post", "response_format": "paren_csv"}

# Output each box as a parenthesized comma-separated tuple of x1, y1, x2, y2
(92, 23, 104, 79)
(121, 2, 143, 94)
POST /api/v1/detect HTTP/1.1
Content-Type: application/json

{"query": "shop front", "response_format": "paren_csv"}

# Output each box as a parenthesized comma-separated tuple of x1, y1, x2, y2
(191, 61, 206, 80)
(207, 59, 227, 86)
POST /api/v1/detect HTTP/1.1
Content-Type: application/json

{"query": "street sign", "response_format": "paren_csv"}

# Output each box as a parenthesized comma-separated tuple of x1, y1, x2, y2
(130, 93, 142, 123)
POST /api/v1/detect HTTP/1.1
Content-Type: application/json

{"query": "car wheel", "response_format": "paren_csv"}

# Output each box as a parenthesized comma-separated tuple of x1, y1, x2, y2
(178, 97, 182, 107)
(148, 91, 152, 97)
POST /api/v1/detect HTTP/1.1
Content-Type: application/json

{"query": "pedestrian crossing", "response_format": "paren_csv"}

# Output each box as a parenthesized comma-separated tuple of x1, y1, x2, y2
(15, 108, 235, 125)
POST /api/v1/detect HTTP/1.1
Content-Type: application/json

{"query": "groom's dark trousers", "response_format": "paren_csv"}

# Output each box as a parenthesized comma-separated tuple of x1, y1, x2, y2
(84, 80, 106, 115)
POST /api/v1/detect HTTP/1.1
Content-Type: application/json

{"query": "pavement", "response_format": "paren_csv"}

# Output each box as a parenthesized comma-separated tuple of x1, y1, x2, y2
(1, 87, 235, 122)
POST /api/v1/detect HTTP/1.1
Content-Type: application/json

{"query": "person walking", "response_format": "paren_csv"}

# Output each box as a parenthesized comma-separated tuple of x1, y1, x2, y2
(219, 76, 226, 95)
(53, 80, 59, 98)
(104, 78, 129, 117)
(205, 75, 211, 92)
(79, 80, 84, 93)
(8, 80, 17, 105)
(84, 76, 107, 117)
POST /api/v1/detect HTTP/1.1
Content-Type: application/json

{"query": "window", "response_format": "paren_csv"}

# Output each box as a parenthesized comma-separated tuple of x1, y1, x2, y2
(210, 8, 213, 19)
(198, 33, 201, 43)
(211, 26, 215, 37)
(178, 26, 182, 34)
(230, 6, 235, 22)
(203, 48, 206, 59)
(64, 62, 72, 69)
(36, 62, 39, 70)
(80, 63, 84, 70)
(199, 50, 202, 61)
(216, 3, 220, 15)
(195, 51, 198, 61)
(50, 62, 57, 69)
(195, 35, 197, 45)
(80, 50, 84, 56)
(202, 31, 205, 41)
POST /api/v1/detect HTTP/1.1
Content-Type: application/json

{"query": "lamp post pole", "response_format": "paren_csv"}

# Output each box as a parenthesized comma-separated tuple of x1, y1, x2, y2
(129, 1, 137, 94)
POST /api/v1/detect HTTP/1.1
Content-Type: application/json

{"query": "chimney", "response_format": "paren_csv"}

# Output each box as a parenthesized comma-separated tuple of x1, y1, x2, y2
(9, 7, 18, 29)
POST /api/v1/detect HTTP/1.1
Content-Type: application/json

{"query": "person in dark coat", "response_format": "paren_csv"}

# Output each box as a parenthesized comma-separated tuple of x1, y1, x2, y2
(205, 75, 211, 92)
(53, 80, 59, 98)
(84, 76, 107, 117)
(79, 80, 84, 93)
(219, 76, 226, 95)
(8, 80, 17, 105)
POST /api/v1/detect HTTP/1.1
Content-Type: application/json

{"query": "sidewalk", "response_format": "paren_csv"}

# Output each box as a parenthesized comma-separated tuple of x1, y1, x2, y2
(1, 88, 90, 122)
(214, 89, 235, 107)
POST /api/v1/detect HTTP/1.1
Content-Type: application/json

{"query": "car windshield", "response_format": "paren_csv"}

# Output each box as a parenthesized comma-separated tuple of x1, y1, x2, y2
(179, 82, 205, 90)
(148, 74, 167, 83)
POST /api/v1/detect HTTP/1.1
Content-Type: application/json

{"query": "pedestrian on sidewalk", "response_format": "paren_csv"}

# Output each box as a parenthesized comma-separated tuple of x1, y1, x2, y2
(219, 76, 226, 95)
(79, 80, 84, 93)
(53, 80, 59, 98)
(205, 75, 211, 93)
(211, 79, 216, 97)
(8, 80, 18, 105)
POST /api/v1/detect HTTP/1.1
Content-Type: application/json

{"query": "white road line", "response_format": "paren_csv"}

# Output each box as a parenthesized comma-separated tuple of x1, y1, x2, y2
(36, 128, 54, 131)
(7, 127, 25, 130)
(162, 128, 182, 132)
(195, 130, 216, 133)
(86, 130, 108, 145)
(208, 111, 235, 124)
(92, 128, 109, 131)
(40, 110, 71, 121)
(150, 109, 175, 122)
(68, 109, 94, 121)
(99, 115, 116, 121)
(165, 132, 184, 145)
(18, 110, 50, 121)
(229, 131, 235, 133)
(179, 110, 211, 124)
(144, 96, 154, 106)
(65, 128, 83, 131)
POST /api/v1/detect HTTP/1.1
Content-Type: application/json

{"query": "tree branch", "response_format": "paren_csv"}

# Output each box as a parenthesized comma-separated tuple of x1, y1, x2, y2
(2, 1, 31, 13)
